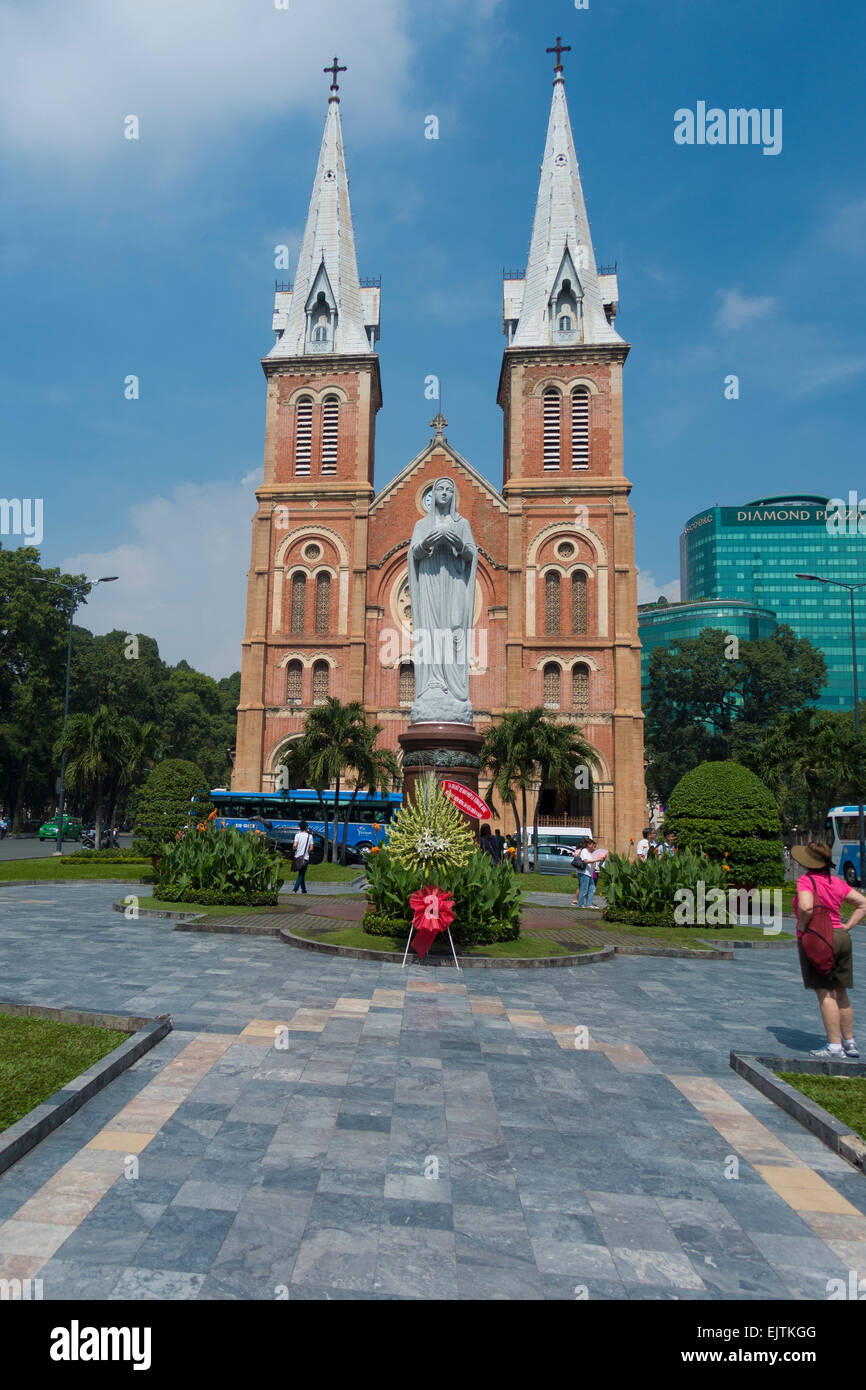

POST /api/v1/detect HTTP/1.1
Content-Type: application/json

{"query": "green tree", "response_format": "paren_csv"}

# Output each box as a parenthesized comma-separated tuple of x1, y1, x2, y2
(291, 699, 395, 863)
(480, 711, 535, 870)
(133, 758, 212, 859)
(55, 706, 126, 848)
(664, 760, 785, 887)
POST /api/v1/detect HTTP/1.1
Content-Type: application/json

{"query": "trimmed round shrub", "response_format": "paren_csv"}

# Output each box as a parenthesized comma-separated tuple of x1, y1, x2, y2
(133, 760, 212, 858)
(664, 760, 784, 888)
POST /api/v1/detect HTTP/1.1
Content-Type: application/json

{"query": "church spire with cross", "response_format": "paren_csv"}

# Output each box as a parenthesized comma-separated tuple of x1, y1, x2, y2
(504, 39, 621, 349)
(269, 58, 379, 358)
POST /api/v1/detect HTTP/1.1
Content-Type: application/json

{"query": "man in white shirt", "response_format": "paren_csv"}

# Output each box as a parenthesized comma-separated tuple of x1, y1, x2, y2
(636, 827, 651, 862)
(291, 819, 313, 895)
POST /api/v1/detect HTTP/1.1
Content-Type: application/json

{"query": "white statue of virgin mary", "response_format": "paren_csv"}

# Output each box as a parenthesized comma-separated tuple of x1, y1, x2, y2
(407, 476, 477, 725)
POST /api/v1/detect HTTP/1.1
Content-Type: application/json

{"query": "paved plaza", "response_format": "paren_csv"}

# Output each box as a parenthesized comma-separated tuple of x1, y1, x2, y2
(0, 883, 864, 1300)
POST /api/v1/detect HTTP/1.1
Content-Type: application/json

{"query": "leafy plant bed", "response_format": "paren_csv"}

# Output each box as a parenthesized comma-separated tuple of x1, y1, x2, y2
(776, 1072, 866, 1141)
(294, 925, 573, 958)
(0, 1012, 127, 1132)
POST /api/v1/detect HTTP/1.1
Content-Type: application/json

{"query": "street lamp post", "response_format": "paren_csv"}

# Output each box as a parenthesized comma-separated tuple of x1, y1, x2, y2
(33, 575, 118, 853)
(795, 573, 866, 884)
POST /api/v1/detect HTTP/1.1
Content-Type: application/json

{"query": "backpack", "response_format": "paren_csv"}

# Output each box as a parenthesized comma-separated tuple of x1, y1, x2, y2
(797, 875, 835, 977)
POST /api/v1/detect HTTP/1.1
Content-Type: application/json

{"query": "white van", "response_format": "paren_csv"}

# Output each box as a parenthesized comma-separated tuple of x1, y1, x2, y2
(525, 826, 593, 873)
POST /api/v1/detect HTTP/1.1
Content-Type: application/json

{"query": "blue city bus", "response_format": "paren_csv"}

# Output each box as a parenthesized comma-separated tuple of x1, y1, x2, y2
(207, 788, 401, 859)
(824, 805, 865, 886)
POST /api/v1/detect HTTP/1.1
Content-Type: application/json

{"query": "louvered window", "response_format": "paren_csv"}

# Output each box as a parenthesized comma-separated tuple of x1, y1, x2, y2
(295, 397, 312, 475)
(542, 388, 560, 470)
(545, 571, 561, 635)
(572, 572, 587, 634)
(571, 387, 589, 470)
(573, 664, 589, 713)
(543, 663, 561, 709)
(399, 661, 415, 706)
(290, 573, 306, 633)
(286, 661, 302, 704)
(312, 660, 329, 704)
(321, 396, 339, 474)
(315, 572, 331, 634)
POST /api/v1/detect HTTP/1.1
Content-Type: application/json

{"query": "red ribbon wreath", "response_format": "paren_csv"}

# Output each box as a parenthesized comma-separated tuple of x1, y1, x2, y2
(408, 885, 455, 959)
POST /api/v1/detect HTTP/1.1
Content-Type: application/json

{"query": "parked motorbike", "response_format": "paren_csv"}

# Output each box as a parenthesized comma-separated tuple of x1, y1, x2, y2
(80, 828, 114, 850)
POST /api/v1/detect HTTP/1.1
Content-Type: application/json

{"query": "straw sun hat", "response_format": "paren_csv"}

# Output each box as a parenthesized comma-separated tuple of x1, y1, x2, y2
(790, 843, 834, 871)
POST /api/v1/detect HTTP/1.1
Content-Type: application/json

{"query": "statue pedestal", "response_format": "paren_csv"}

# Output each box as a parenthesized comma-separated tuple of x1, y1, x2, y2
(398, 722, 485, 816)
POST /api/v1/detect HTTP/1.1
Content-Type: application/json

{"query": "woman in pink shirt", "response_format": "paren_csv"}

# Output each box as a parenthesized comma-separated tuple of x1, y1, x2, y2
(792, 842, 866, 1058)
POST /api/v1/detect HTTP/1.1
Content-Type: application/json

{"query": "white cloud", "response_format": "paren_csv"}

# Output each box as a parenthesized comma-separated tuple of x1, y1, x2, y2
(793, 356, 866, 395)
(62, 470, 261, 677)
(637, 571, 680, 605)
(824, 198, 866, 255)
(715, 288, 776, 332)
(0, 0, 413, 171)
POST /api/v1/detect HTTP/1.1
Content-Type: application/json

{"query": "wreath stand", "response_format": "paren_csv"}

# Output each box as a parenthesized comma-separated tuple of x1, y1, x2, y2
(402, 925, 462, 972)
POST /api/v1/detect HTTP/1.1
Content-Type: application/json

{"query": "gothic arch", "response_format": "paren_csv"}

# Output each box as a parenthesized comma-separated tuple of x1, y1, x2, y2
(525, 521, 608, 639)
(272, 525, 350, 635)
(284, 383, 351, 406)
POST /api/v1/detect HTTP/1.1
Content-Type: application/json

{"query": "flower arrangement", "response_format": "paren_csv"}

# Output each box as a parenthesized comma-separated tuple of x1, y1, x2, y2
(386, 774, 474, 879)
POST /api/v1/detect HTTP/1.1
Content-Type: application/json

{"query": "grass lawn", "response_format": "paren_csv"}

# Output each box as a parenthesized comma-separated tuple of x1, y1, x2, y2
(295, 863, 363, 883)
(0, 858, 152, 883)
(290, 924, 574, 957)
(0, 1012, 127, 1132)
(515, 872, 578, 894)
(554, 920, 792, 949)
(776, 1072, 866, 1140)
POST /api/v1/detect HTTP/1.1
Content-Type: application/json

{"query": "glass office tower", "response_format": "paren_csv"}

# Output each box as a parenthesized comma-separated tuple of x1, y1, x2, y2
(638, 598, 777, 698)
(679, 494, 865, 710)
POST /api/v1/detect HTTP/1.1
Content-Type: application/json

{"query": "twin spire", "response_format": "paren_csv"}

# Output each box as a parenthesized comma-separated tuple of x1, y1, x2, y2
(270, 46, 620, 360)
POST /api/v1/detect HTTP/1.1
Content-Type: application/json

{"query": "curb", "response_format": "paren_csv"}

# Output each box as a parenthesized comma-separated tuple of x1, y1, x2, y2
(612, 942, 734, 960)
(277, 925, 614, 969)
(730, 1050, 866, 1174)
(1, 878, 153, 887)
(174, 919, 282, 937)
(112, 899, 203, 921)
(0, 1006, 172, 1177)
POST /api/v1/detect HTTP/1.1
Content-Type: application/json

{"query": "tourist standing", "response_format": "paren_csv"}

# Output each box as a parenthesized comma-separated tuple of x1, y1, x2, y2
(291, 820, 314, 895)
(479, 823, 501, 864)
(572, 838, 601, 909)
(636, 827, 651, 862)
(494, 827, 506, 860)
(793, 842, 866, 1058)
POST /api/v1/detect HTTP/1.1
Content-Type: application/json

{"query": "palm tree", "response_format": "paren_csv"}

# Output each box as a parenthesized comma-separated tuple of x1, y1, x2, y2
(55, 706, 126, 848)
(112, 718, 162, 830)
(337, 728, 400, 863)
(293, 699, 386, 862)
(531, 719, 600, 870)
(480, 712, 535, 871)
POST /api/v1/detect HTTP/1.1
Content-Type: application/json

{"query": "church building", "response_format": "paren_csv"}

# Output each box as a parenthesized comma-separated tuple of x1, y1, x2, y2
(232, 50, 645, 851)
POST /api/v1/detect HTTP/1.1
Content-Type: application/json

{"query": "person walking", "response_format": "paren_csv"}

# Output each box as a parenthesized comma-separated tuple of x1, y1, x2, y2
(291, 819, 314, 895)
(479, 822, 501, 865)
(636, 827, 651, 862)
(792, 842, 866, 1058)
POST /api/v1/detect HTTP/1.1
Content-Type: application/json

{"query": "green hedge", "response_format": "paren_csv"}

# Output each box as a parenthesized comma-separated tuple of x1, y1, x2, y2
(60, 850, 149, 864)
(361, 908, 518, 945)
(664, 760, 784, 888)
(604, 908, 695, 929)
(363, 846, 522, 946)
(155, 885, 279, 907)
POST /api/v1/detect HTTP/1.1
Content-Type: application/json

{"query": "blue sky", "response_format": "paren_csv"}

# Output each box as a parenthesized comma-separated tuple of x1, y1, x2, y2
(1, 0, 864, 675)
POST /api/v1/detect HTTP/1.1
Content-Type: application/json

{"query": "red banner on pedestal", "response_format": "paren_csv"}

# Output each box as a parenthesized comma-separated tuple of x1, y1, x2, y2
(440, 780, 491, 820)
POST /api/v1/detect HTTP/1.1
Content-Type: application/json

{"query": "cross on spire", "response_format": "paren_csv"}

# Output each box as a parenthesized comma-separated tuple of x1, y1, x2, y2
(546, 35, 571, 74)
(430, 410, 448, 439)
(324, 56, 347, 96)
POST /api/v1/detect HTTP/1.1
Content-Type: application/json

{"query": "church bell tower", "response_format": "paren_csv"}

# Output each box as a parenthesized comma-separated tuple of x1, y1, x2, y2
(497, 40, 644, 850)
(233, 60, 381, 792)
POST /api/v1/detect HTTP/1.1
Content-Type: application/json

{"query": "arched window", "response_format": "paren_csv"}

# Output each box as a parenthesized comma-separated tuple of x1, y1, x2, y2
(543, 663, 561, 709)
(558, 314, 573, 331)
(312, 660, 330, 704)
(545, 571, 561, 635)
(542, 387, 560, 471)
(399, 661, 415, 706)
(315, 572, 331, 634)
(572, 572, 587, 634)
(286, 660, 302, 704)
(573, 664, 590, 713)
(311, 292, 331, 345)
(321, 395, 339, 474)
(571, 386, 590, 470)
(290, 573, 306, 633)
(295, 396, 312, 475)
